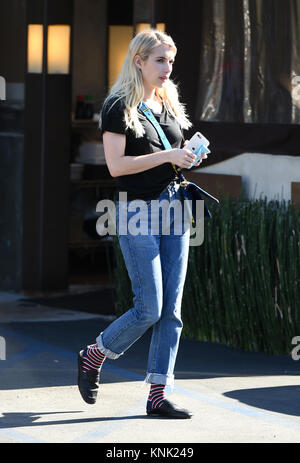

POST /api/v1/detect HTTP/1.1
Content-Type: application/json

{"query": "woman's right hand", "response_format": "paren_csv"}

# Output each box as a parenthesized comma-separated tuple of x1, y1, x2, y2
(167, 148, 197, 169)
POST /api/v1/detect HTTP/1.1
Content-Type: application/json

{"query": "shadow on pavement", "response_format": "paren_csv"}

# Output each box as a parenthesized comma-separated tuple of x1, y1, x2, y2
(224, 385, 300, 417)
(0, 411, 152, 429)
(19, 288, 116, 316)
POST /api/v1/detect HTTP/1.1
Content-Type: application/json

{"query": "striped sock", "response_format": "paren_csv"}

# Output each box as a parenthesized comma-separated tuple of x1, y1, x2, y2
(82, 343, 106, 373)
(148, 383, 165, 408)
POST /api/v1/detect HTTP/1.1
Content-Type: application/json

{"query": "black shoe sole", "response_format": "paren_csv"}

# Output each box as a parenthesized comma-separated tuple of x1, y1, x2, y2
(146, 409, 192, 419)
(77, 351, 98, 405)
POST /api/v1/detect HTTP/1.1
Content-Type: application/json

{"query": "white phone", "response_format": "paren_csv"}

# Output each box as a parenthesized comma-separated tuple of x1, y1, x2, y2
(184, 132, 210, 168)
(184, 132, 210, 152)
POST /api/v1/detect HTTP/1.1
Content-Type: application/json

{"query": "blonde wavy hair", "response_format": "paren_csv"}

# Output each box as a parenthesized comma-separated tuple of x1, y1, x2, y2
(100, 29, 192, 137)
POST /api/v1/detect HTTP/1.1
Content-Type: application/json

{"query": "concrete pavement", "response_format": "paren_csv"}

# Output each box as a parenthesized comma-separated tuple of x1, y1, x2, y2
(0, 288, 300, 444)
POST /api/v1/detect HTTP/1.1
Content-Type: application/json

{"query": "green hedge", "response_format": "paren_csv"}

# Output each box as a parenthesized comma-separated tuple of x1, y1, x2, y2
(112, 197, 300, 355)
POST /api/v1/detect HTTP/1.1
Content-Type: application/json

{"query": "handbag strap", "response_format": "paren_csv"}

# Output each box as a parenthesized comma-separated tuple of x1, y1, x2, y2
(139, 101, 180, 176)
(139, 101, 219, 203)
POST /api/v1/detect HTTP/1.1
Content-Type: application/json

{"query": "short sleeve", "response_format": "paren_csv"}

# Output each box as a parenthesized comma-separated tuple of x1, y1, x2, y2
(100, 96, 126, 135)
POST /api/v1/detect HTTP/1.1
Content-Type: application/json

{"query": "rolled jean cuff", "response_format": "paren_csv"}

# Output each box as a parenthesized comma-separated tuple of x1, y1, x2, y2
(96, 332, 123, 360)
(145, 372, 174, 386)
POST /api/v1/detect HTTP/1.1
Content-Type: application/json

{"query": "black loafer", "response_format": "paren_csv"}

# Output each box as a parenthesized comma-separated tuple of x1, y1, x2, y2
(77, 349, 100, 404)
(146, 399, 192, 419)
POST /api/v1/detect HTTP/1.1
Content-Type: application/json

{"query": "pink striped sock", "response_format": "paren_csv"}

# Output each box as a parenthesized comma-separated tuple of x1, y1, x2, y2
(148, 383, 165, 408)
(82, 343, 106, 373)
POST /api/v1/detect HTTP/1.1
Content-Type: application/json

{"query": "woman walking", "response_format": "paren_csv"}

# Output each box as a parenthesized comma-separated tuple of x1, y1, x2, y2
(77, 29, 206, 419)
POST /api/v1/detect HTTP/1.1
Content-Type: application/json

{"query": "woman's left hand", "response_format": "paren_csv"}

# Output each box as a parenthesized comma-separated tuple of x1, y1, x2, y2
(183, 140, 208, 167)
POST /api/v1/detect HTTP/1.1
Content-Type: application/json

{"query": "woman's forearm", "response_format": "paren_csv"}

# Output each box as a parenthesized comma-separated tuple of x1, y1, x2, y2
(110, 150, 172, 177)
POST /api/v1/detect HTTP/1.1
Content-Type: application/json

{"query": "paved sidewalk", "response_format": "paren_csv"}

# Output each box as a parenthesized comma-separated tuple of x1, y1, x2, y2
(0, 290, 300, 444)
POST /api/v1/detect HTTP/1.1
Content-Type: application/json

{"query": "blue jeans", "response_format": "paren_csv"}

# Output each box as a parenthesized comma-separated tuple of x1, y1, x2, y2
(96, 181, 190, 386)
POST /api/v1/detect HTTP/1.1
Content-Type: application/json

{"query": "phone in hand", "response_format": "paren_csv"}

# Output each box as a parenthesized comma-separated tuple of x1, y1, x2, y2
(184, 132, 210, 168)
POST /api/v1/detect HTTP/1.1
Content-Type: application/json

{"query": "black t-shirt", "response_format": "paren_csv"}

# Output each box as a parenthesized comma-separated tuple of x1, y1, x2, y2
(100, 95, 184, 201)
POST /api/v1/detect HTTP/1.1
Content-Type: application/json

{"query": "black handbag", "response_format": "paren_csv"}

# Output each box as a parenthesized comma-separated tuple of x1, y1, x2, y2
(174, 166, 219, 220)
